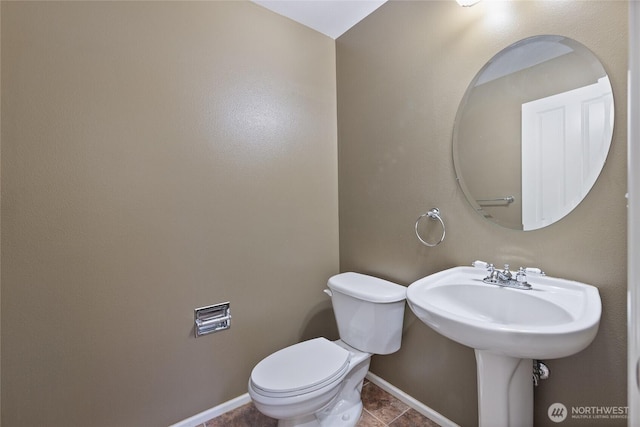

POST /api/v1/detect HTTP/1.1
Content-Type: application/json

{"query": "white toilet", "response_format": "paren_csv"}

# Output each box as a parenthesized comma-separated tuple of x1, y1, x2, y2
(248, 272, 406, 427)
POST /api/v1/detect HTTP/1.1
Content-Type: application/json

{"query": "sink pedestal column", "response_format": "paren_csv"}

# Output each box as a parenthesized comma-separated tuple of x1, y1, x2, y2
(475, 350, 533, 427)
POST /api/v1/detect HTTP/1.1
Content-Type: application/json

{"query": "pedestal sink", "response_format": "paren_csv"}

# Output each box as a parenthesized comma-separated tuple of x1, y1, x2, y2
(406, 265, 601, 427)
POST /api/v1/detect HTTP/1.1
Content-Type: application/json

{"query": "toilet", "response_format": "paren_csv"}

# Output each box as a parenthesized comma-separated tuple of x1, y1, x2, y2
(248, 272, 406, 427)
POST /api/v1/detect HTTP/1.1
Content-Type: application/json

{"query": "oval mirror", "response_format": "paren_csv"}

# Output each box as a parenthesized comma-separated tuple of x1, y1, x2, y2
(453, 35, 614, 230)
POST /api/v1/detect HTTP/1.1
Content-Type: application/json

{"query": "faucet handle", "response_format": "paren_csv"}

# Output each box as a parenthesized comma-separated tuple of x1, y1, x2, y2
(524, 267, 545, 276)
(481, 263, 497, 282)
(472, 260, 489, 269)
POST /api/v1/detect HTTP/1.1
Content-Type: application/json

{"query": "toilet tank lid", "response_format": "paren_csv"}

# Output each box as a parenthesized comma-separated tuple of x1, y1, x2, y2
(327, 272, 406, 303)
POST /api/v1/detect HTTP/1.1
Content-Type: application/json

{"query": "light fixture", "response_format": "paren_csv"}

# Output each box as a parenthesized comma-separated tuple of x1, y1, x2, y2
(456, 0, 481, 6)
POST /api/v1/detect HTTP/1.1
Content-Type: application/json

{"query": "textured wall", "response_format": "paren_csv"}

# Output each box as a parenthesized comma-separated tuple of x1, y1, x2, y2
(337, 1, 627, 426)
(1, 2, 338, 426)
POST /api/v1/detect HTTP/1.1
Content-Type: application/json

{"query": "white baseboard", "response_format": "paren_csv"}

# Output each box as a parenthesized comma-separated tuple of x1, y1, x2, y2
(169, 372, 459, 427)
(365, 372, 460, 427)
(168, 393, 251, 427)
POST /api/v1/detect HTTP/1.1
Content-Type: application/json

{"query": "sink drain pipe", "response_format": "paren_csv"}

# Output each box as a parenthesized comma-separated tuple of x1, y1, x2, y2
(533, 360, 550, 386)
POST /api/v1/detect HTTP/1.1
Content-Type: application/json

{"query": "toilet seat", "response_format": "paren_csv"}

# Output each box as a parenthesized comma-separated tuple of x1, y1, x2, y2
(250, 337, 350, 398)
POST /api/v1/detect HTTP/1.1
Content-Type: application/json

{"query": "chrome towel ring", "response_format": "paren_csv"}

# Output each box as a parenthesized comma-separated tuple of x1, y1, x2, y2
(415, 208, 446, 247)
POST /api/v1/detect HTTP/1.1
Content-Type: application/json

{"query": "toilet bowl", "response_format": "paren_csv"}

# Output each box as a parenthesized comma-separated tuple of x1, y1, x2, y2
(248, 272, 406, 427)
(249, 338, 370, 427)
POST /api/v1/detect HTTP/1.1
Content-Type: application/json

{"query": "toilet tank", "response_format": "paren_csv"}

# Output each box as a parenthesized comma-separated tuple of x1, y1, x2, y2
(327, 272, 406, 355)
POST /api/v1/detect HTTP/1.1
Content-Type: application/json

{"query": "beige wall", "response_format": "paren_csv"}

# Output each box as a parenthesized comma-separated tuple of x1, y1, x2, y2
(1, 2, 338, 426)
(0, 2, 3, 424)
(1, 1, 630, 426)
(337, 1, 627, 427)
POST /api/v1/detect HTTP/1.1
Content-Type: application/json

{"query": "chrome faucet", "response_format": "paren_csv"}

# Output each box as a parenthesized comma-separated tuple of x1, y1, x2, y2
(482, 263, 533, 290)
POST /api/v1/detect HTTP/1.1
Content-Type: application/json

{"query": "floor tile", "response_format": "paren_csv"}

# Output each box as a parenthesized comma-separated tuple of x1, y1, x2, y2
(205, 402, 277, 427)
(361, 382, 410, 424)
(202, 381, 442, 427)
(356, 409, 387, 427)
(389, 408, 441, 427)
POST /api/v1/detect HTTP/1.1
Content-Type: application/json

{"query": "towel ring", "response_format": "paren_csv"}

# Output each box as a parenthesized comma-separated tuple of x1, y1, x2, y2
(415, 208, 446, 247)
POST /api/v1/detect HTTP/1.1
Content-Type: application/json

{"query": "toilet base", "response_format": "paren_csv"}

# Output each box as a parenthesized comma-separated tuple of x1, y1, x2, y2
(276, 390, 364, 427)
(277, 414, 321, 427)
(318, 401, 363, 427)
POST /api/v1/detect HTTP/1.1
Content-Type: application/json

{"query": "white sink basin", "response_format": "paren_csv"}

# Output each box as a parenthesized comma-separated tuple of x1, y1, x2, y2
(408, 265, 602, 426)
(406, 266, 601, 359)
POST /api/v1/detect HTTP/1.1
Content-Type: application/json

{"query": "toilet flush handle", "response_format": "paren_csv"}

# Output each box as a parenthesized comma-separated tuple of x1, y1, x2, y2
(323, 289, 333, 297)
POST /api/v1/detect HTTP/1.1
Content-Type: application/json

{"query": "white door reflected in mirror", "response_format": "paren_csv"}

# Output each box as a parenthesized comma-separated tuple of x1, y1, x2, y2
(521, 76, 613, 230)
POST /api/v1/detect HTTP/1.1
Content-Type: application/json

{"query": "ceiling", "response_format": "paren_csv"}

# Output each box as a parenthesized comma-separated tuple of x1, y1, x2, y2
(251, 1, 388, 39)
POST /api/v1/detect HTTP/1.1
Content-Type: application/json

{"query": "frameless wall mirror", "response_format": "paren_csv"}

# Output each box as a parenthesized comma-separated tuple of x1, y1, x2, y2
(453, 35, 614, 231)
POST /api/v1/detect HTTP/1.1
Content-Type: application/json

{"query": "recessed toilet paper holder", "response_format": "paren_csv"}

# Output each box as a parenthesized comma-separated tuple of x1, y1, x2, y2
(194, 302, 231, 337)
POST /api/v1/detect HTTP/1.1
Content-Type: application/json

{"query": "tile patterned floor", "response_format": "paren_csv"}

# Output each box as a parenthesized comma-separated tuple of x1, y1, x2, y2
(201, 380, 441, 427)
